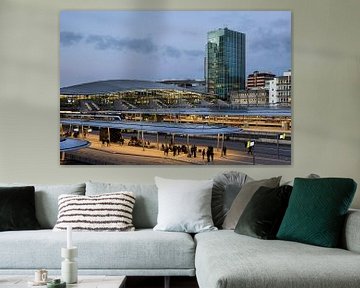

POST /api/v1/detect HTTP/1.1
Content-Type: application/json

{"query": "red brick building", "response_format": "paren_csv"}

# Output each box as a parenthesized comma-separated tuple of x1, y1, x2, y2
(246, 71, 275, 89)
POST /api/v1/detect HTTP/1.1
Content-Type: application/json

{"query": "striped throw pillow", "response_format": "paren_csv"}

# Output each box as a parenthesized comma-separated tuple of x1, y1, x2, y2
(53, 192, 136, 231)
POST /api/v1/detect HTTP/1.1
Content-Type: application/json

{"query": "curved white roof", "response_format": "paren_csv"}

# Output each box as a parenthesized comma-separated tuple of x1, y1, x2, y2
(60, 80, 201, 95)
(60, 138, 90, 152)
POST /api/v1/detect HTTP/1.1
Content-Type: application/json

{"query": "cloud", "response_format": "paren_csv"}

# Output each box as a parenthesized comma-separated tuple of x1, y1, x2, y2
(163, 46, 182, 58)
(271, 17, 292, 29)
(60, 31, 84, 47)
(250, 28, 291, 54)
(85, 35, 157, 54)
(163, 47, 204, 59)
(184, 50, 204, 57)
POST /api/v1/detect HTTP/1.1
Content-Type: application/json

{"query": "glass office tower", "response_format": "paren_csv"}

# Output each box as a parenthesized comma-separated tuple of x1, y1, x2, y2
(205, 28, 246, 100)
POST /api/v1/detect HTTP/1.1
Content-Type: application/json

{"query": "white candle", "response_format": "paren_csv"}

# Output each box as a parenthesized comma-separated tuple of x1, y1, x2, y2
(67, 225, 72, 249)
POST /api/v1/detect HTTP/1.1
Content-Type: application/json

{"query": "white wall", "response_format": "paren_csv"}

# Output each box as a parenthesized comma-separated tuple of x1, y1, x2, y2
(0, 0, 359, 208)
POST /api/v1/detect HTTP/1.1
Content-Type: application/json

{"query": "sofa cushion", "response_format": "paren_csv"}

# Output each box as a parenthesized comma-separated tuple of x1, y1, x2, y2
(195, 230, 360, 288)
(277, 178, 357, 247)
(212, 171, 251, 228)
(222, 177, 281, 229)
(53, 192, 136, 232)
(0, 183, 86, 229)
(86, 182, 158, 229)
(0, 186, 40, 231)
(154, 177, 216, 233)
(0, 229, 195, 271)
(234, 185, 292, 239)
(342, 209, 360, 253)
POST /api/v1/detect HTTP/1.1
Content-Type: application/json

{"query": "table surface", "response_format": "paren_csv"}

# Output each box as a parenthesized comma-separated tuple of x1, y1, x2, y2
(0, 275, 126, 288)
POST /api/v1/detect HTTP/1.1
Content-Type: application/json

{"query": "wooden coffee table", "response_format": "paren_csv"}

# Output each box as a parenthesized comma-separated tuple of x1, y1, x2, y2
(0, 275, 126, 288)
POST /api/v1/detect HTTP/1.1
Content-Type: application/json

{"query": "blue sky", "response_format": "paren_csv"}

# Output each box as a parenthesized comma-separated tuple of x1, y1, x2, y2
(60, 11, 291, 87)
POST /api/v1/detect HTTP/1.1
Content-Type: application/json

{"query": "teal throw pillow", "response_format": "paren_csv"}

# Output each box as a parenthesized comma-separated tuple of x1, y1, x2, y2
(277, 178, 357, 247)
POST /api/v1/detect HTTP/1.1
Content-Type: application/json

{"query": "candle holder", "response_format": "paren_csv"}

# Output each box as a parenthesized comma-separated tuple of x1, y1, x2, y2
(61, 247, 78, 284)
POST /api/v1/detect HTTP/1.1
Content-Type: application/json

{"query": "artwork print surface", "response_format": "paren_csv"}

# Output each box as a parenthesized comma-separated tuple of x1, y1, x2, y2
(60, 11, 292, 165)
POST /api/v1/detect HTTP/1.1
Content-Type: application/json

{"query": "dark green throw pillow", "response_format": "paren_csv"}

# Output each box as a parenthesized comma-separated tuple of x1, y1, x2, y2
(0, 186, 41, 231)
(234, 185, 292, 239)
(277, 178, 357, 247)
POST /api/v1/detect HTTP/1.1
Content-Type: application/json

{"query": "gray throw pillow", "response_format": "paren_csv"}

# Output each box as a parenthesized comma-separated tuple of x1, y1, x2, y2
(283, 173, 320, 186)
(153, 177, 217, 233)
(222, 176, 281, 230)
(212, 171, 252, 228)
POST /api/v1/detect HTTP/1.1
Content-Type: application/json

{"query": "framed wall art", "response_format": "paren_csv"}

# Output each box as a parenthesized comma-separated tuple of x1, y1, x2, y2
(60, 11, 291, 165)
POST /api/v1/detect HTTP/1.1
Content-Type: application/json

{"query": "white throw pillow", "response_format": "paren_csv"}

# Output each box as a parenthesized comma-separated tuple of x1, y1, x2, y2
(53, 192, 135, 231)
(153, 177, 217, 233)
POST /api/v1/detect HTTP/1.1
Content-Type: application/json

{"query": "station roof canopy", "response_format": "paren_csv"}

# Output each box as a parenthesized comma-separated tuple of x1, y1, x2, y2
(61, 119, 243, 135)
(61, 107, 291, 117)
(112, 108, 291, 117)
(60, 80, 203, 95)
(60, 138, 90, 152)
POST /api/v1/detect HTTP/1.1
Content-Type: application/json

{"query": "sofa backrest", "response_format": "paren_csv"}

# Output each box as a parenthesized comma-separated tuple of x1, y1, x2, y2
(86, 181, 158, 229)
(0, 183, 86, 229)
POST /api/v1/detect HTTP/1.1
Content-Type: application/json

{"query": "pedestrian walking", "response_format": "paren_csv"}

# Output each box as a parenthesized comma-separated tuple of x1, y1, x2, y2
(222, 146, 227, 156)
(206, 147, 211, 163)
(246, 140, 253, 155)
(202, 149, 205, 160)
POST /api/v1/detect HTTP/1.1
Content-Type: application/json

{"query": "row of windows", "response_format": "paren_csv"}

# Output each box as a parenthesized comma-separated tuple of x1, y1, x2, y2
(278, 92, 291, 96)
(278, 85, 291, 90)
(277, 79, 291, 84)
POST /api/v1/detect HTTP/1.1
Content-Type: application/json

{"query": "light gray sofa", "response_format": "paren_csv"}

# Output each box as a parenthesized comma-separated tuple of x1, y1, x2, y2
(0, 182, 195, 280)
(195, 213, 360, 288)
(0, 181, 360, 288)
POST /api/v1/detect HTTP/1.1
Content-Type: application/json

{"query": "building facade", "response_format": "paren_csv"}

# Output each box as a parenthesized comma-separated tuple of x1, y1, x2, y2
(247, 71, 275, 89)
(266, 79, 277, 105)
(277, 70, 292, 105)
(205, 28, 246, 100)
(266, 70, 292, 106)
(230, 88, 269, 106)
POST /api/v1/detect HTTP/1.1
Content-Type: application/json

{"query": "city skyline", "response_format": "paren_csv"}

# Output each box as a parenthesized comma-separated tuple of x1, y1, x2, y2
(60, 11, 291, 88)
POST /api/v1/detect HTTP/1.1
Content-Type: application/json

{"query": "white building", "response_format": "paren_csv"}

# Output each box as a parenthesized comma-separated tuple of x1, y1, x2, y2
(266, 79, 277, 105)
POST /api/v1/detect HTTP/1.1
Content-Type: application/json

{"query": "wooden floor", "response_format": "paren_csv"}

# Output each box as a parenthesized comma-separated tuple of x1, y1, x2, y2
(126, 276, 199, 288)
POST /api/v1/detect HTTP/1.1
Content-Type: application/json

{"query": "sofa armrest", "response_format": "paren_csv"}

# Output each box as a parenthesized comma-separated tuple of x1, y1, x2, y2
(342, 209, 360, 253)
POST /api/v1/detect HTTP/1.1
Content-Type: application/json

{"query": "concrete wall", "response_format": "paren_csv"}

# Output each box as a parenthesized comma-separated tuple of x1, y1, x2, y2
(0, 0, 359, 207)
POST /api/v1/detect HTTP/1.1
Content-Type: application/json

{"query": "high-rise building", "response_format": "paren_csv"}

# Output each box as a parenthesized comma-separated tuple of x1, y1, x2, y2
(247, 71, 275, 89)
(205, 28, 246, 99)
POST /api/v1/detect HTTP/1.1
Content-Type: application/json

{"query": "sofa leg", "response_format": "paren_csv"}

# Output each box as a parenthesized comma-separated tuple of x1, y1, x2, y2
(164, 276, 170, 288)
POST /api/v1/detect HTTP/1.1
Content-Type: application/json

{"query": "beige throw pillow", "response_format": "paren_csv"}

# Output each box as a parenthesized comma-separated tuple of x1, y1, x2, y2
(222, 176, 281, 230)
